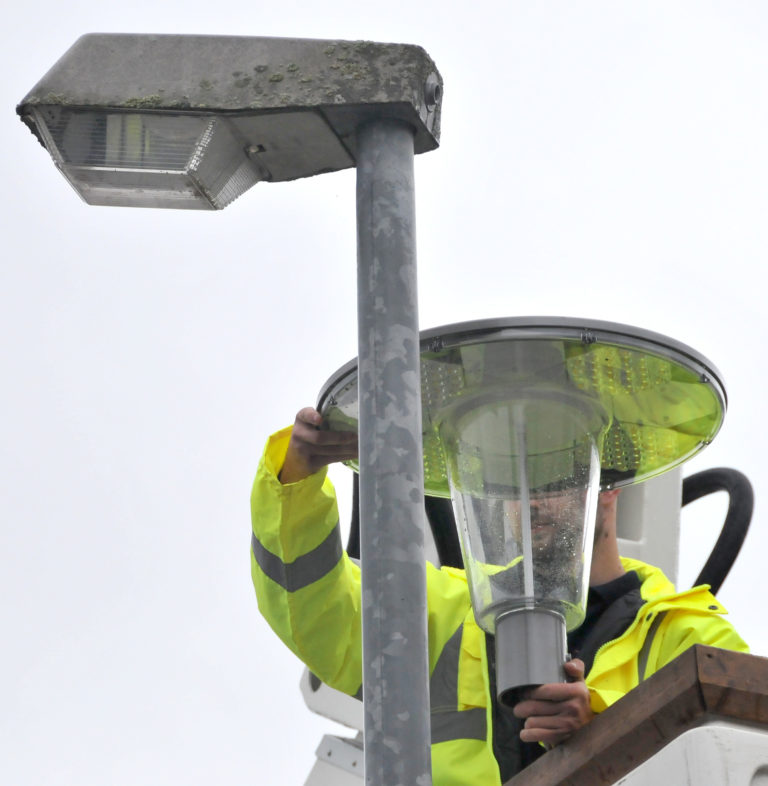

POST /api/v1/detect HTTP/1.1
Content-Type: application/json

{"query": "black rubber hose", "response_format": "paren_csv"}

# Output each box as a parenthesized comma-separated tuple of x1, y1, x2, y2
(682, 468, 753, 595)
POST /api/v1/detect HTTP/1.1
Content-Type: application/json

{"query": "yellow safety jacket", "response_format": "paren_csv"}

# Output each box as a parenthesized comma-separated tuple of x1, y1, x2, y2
(250, 426, 749, 786)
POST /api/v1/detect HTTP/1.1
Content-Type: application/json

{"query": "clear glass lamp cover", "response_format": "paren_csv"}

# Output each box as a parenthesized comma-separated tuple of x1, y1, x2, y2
(438, 391, 606, 635)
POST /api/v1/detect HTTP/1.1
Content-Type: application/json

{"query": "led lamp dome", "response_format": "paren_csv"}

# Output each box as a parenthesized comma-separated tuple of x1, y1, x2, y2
(319, 317, 726, 495)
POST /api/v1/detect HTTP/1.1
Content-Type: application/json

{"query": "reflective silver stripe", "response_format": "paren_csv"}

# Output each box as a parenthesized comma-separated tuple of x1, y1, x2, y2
(637, 611, 668, 682)
(251, 522, 343, 592)
(431, 708, 487, 744)
(429, 625, 487, 743)
(431, 626, 463, 710)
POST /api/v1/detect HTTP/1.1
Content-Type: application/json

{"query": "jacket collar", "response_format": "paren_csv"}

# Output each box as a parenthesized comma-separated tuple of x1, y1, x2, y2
(619, 556, 725, 613)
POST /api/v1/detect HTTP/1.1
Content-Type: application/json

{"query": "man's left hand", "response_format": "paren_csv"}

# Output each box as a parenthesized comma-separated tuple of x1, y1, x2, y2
(512, 659, 594, 746)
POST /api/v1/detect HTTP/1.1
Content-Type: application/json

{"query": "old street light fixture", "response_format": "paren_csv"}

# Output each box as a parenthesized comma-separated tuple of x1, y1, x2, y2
(318, 316, 726, 703)
(19, 33, 442, 786)
(17, 34, 441, 209)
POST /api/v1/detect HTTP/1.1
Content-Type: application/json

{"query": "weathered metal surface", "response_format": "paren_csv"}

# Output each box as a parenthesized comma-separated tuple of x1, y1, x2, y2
(356, 118, 431, 785)
(18, 34, 442, 160)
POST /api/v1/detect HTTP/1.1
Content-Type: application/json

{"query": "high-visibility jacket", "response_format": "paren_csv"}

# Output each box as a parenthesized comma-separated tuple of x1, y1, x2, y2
(250, 426, 749, 786)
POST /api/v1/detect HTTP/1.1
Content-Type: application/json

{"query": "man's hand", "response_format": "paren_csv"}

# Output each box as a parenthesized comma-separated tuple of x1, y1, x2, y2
(512, 659, 594, 746)
(279, 407, 358, 484)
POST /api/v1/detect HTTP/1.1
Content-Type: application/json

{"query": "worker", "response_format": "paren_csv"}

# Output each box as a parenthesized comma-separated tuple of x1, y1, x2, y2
(250, 407, 748, 785)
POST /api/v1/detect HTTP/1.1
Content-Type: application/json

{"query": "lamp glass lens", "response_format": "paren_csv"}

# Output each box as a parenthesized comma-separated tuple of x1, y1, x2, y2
(31, 107, 261, 209)
(439, 394, 603, 633)
(35, 107, 209, 168)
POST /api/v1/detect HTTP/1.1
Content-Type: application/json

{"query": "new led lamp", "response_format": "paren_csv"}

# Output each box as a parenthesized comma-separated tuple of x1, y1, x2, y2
(17, 34, 442, 209)
(317, 317, 727, 703)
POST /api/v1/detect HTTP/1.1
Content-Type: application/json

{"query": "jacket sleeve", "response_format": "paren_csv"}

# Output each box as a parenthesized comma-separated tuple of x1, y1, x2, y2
(250, 426, 364, 696)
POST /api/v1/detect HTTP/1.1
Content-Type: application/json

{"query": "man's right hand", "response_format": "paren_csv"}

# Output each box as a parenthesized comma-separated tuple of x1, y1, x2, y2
(512, 659, 594, 746)
(279, 407, 359, 484)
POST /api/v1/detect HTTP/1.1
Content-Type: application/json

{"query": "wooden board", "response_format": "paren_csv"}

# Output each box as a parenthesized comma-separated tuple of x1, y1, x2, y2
(504, 645, 768, 786)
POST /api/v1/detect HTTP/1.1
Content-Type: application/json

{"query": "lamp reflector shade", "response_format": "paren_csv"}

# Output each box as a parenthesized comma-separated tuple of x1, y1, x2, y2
(28, 107, 264, 209)
(317, 317, 727, 496)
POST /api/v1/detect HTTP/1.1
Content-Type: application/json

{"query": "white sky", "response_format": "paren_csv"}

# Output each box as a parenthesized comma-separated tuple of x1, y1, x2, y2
(3, 2, 768, 784)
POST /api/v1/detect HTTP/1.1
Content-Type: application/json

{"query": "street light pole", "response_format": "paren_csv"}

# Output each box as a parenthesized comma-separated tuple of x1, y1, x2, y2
(356, 118, 431, 785)
(18, 35, 443, 784)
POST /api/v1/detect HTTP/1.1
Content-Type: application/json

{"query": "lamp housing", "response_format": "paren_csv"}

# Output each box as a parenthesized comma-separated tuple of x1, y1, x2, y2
(17, 34, 442, 209)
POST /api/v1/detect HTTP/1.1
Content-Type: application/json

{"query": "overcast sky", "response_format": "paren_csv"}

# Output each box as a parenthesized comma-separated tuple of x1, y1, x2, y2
(3, 2, 768, 784)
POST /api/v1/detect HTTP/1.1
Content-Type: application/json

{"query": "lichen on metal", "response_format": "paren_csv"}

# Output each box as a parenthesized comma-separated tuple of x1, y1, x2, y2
(120, 95, 163, 108)
(17, 33, 443, 158)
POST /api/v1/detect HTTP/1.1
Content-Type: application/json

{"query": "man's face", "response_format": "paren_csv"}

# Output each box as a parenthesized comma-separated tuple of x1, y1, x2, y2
(505, 488, 583, 555)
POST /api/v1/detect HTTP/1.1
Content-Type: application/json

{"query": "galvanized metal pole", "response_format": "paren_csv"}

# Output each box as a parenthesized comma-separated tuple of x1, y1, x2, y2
(356, 118, 431, 786)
